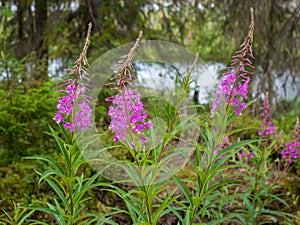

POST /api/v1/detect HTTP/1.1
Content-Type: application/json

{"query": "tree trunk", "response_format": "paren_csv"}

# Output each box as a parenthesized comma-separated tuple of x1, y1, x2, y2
(34, 0, 48, 82)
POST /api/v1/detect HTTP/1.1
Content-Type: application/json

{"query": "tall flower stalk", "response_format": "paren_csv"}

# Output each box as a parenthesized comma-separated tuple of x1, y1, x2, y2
(54, 23, 92, 132)
(211, 7, 255, 117)
(105, 31, 151, 144)
(211, 8, 255, 163)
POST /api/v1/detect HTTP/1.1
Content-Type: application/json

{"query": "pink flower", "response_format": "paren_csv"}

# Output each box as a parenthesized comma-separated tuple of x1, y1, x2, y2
(239, 151, 246, 157)
(140, 136, 147, 143)
(54, 80, 92, 132)
(108, 88, 151, 142)
(249, 152, 254, 158)
(281, 141, 300, 163)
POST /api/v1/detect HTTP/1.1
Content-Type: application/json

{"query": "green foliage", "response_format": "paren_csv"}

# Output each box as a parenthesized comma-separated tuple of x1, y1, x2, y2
(276, 99, 300, 133)
(0, 202, 34, 225)
(0, 159, 52, 223)
(0, 82, 58, 165)
(26, 126, 116, 225)
(234, 142, 297, 224)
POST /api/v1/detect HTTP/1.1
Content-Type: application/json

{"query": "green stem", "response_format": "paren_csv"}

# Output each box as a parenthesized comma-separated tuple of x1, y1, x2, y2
(135, 165, 153, 224)
(189, 163, 211, 225)
(68, 148, 74, 224)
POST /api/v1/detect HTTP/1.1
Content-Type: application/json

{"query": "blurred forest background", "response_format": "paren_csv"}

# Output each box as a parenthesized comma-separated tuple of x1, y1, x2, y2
(0, 0, 300, 221)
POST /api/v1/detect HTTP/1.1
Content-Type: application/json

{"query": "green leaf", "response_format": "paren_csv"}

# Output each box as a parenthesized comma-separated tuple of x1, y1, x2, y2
(23, 205, 59, 219)
(48, 126, 71, 169)
(214, 139, 260, 163)
(16, 209, 35, 225)
(205, 213, 245, 225)
(193, 196, 202, 209)
(44, 178, 69, 211)
(38, 169, 57, 183)
(173, 175, 193, 207)
(152, 188, 177, 224)
(26, 155, 65, 177)
(260, 209, 300, 221)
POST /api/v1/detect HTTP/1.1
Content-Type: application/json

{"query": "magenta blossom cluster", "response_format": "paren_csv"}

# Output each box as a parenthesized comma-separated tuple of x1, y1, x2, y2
(258, 92, 276, 138)
(281, 141, 300, 163)
(258, 121, 276, 137)
(54, 79, 92, 132)
(212, 71, 250, 116)
(211, 22, 254, 117)
(107, 88, 151, 142)
(239, 150, 254, 159)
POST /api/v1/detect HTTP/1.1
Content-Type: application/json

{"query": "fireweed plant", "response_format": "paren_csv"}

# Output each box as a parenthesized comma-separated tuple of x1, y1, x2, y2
(168, 8, 259, 224)
(233, 92, 300, 224)
(170, 7, 299, 225)
(13, 8, 299, 225)
(99, 32, 201, 224)
(25, 23, 117, 225)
